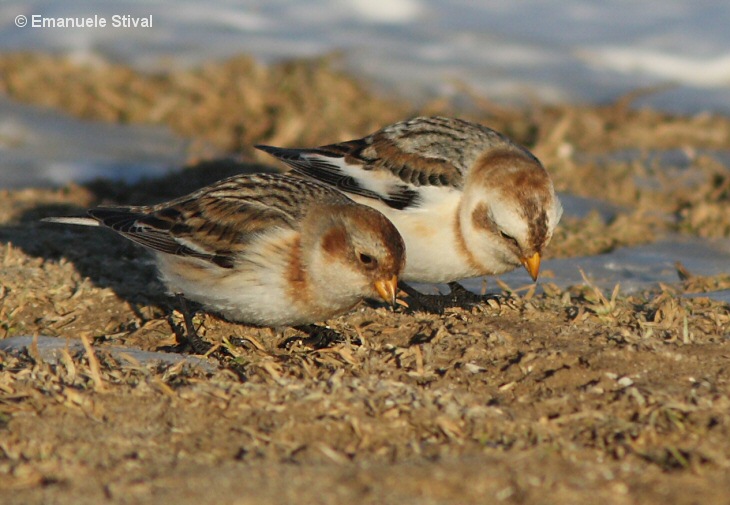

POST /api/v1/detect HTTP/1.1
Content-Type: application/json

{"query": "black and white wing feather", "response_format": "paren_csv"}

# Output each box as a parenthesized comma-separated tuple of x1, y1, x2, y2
(43, 173, 352, 269)
(257, 116, 527, 210)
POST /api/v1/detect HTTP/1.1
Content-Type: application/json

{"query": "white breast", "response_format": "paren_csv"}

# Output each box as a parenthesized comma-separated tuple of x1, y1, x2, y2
(155, 230, 310, 327)
(350, 188, 479, 284)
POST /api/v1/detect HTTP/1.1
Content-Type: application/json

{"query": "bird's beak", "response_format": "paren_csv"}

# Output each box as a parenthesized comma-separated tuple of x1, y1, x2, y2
(521, 252, 541, 281)
(374, 275, 398, 306)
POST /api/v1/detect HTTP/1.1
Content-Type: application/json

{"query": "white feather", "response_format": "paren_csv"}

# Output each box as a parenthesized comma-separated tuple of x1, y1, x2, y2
(42, 216, 100, 227)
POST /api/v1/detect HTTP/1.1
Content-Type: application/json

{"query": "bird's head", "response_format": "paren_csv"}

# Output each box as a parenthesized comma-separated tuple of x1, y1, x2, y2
(460, 149, 562, 280)
(304, 202, 406, 308)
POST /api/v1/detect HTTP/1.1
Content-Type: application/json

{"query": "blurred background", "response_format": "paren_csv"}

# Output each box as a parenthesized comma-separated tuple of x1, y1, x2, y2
(3, 0, 730, 112)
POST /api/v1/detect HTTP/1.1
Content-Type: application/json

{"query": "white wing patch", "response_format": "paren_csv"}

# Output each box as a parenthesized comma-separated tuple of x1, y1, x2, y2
(257, 144, 431, 210)
(42, 216, 100, 227)
(307, 153, 402, 199)
(292, 152, 421, 209)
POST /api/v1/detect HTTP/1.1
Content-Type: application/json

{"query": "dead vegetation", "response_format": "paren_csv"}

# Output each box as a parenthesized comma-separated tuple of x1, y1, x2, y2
(2, 274, 730, 504)
(1, 52, 730, 504)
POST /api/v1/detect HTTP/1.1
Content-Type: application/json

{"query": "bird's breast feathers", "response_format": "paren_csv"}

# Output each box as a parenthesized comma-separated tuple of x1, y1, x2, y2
(351, 189, 480, 283)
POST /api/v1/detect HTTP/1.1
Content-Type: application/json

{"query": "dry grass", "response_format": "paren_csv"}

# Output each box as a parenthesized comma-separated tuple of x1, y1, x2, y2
(2, 268, 730, 504)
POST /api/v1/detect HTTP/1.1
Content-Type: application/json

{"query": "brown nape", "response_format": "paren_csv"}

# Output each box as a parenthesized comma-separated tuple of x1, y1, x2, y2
(472, 148, 550, 193)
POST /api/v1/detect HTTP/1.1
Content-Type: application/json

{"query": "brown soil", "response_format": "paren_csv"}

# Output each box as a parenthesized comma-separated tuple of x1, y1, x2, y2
(2, 52, 730, 505)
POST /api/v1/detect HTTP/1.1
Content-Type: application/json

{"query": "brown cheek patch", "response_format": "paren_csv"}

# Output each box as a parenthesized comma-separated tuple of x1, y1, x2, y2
(471, 202, 496, 232)
(321, 226, 349, 257)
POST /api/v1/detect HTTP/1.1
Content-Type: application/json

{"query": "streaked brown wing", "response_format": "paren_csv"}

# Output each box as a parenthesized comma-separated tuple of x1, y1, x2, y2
(257, 117, 524, 210)
(89, 173, 341, 268)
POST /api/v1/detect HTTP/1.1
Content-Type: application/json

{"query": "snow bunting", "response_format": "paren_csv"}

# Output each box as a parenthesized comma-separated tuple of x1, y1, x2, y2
(257, 116, 562, 284)
(43, 173, 405, 327)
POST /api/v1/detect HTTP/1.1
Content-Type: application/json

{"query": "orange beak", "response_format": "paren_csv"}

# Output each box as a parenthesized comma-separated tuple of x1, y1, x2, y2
(374, 275, 398, 306)
(521, 252, 541, 281)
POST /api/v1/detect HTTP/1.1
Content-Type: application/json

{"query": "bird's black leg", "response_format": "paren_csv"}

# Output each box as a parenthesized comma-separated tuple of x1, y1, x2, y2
(397, 281, 448, 315)
(398, 281, 501, 314)
(162, 297, 246, 381)
(446, 282, 502, 306)
(280, 325, 360, 350)
(175, 293, 213, 355)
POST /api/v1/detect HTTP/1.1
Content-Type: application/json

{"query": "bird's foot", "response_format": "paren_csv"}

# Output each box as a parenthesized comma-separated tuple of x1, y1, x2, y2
(166, 294, 213, 355)
(398, 281, 501, 315)
(281, 325, 361, 350)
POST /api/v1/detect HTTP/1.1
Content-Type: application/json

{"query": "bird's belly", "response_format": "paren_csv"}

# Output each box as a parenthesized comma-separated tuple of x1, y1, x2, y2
(156, 253, 338, 327)
(398, 216, 479, 283)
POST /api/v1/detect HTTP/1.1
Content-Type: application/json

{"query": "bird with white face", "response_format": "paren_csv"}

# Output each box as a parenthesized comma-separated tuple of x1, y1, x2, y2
(256, 116, 562, 305)
(44, 173, 405, 342)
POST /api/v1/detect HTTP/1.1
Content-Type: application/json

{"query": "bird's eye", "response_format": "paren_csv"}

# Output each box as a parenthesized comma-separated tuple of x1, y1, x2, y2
(358, 253, 377, 268)
(500, 231, 519, 247)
